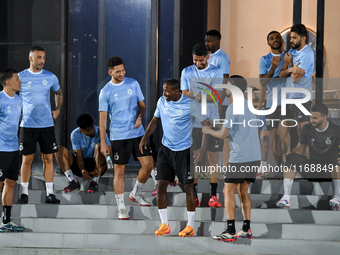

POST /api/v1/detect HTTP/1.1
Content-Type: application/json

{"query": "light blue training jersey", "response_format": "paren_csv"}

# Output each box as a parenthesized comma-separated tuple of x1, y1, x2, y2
(180, 63, 223, 128)
(259, 51, 286, 107)
(208, 49, 230, 106)
(99, 77, 145, 141)
(286, 45, 314, 100)
(0, 91, 23, 151)
(224, 98, 261, 163)
(71, 125, 110, 158)
(154, 94, 191, 151)
(19, 69, 60, 128)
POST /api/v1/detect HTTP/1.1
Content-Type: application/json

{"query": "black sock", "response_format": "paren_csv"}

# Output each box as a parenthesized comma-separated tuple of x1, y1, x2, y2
(210, 183, 217, 197)
(193, 184, 198, 198)
(3, 205, 12, 224)
(242, 220, 250, 231)
(227, 219, 235, 235)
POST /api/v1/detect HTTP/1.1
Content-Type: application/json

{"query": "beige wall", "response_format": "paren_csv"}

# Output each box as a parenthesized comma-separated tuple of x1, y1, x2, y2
(219, 0, 340, 85)
(207, 0, 221, 31)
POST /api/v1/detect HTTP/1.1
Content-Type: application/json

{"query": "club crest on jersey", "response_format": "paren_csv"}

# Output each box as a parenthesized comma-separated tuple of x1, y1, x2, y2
(42, 79, 48, 85)
(325, 137, 331, 145)
(17, 104, 21, 111)
(177, 110, 183, 115)
(127, 88, 133, 94)
(91, 142, 95, 148)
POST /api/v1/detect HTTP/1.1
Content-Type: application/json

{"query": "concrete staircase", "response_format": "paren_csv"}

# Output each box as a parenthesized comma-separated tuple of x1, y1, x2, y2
(1, 175, 340, 255)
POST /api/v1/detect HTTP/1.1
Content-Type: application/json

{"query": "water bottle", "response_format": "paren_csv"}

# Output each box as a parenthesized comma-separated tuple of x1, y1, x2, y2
(106, 153, 114, 170)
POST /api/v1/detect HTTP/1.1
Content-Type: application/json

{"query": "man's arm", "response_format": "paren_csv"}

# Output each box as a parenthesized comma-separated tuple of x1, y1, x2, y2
(257, 83, 267, 110)
(135, 100, 146, 129)
(202, 125, 229, 139)
(74, 149, 90, 180)
(194, 119, 211, 164)
(259, 56, 281, 87)
(220, 74, 229, 103)
(283, 143, 307, 163)
(99, 111, 110, 157)
(52, 88, 63, 119)
(139, 116, 160, 153)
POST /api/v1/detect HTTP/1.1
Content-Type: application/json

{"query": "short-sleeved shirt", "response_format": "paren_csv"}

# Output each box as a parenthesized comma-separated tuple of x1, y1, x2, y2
(299, 121, 340, 162)
(208, 49, 230, 106)
(224, 98, 261, 163)
(98, 78, 145, 141)
(259, 52, 286, 107)
(180, 63, 223, 128)
(0, 91, 22, 151)
(71, 125, 111, 159)
(154, 94, 191, 151)
(286, 45, 314, 100)
(19, 69, 60, 128)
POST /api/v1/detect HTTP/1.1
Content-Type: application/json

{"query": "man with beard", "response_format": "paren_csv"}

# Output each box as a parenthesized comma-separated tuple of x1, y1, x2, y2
(278, 24, 313, 157)
(55, 114, 111, 193)
(257, 31, 286, 178)
(276, 104, 340, 210)
(181, 43, 224, 208)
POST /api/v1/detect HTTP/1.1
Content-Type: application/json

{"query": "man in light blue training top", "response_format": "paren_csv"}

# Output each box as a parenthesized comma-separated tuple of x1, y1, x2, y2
(278, 23, 314, 156)
(140, 79, 209, 237)
(257, 31, 286, 178)
(99, 56, 154, 220)
(55, 114, 111, 194)
(0, 69, 25, 232)
(18, 46, 63, 205)
(203, 75, 261, 242)
(181, 43, 224, 208)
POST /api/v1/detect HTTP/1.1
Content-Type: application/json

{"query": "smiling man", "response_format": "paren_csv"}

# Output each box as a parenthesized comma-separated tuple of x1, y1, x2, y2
(55, 114, 111, 193)
(99, 56, 154, 220)
(276, 104, 340, 210)
(18, 46, 63, 205)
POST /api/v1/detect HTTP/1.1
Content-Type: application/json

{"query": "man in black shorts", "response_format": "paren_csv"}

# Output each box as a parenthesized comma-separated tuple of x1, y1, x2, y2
(203, 75, 261, 242)
(140, 79, 206, 237)
(0, 69, 25, 232)
(18, 46, 63, 204)
(99, 56, 154, 220)
(276, 104, 340, 210)
(55, 114, 111, 194)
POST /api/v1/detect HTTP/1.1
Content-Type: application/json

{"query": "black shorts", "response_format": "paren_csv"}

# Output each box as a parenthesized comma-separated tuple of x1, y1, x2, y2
(0, 151, 20, 181)
(19, 127, 58, 155)
(285, 153, 335, 181)
(70, 154, 107, 177)
(111, 136, 152, 165)
(265, 106, 281, 130)
(155, 145, 193, 184)
(191, 128, 224, 152)
(224, 161, 260, 184)
(281, 101, 312, 123)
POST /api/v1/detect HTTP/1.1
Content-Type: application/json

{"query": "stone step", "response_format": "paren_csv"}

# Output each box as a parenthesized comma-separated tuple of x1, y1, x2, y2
(11, 217, 340, 240)
(0, 233, 339, 255)
(14, 190, 335, 210)
(8, 205, 339, 225)
(21, 176, 334, 196)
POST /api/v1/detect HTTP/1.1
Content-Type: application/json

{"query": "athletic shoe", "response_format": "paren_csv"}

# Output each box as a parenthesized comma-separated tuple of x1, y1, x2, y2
(118, 209, 129, 220)
(237, 229, 252, 239)
(17, 194, 28, 204)
(329, 196, 340, 211)
(155, 223, 171, 235)
(276, 197, 290, 208)
(261, 172, 283, 179)
(87, 181, 98, 193)
(46, 194, 60, 204)
(129, 192, 151, 206)
(0, 221, 25, 232)
(152, 181, 158, 196)
(208, 196, 221, 208)
(196, 197, 200, 207)
(179, 225, 194, 237)
(212, 229, 237, 242)
(64, 180, 80, 193)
